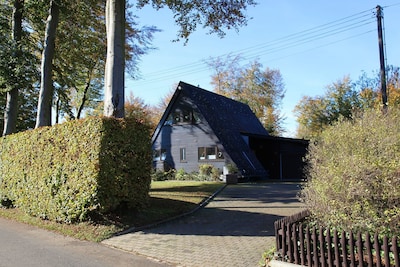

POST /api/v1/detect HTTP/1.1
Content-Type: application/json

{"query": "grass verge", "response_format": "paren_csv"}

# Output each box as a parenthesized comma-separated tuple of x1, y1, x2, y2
(0, 181, 224, 242)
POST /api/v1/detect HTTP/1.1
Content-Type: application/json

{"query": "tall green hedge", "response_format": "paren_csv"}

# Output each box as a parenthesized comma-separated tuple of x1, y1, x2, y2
(0, 117, 152, 223)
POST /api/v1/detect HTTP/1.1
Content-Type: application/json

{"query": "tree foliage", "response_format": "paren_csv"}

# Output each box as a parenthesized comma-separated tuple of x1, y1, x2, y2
(301, 109, 400, 237)
(0, 0, 159, 129)
(136, 0, 257, 42)
(125, 92, 159, 130)
(294, 68, 400, 139)
(104, 0, 257, 118)
(208, 56, 285, 135)
(294, 76, 360, 139)
(356, 66, 400, 108)
(0, 1, 39, 133)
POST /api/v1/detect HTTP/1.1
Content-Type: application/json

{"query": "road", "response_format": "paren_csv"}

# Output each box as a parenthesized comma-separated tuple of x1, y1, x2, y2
(0, 217, 171, 267)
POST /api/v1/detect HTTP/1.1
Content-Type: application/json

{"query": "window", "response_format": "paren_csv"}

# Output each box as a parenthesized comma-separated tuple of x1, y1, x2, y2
(173, 111, 181, 123)
(198, 146, 224, 161)
(180, 148, 187, 162)
(165, 107, 201, 125)
(153, 149, 166, 161)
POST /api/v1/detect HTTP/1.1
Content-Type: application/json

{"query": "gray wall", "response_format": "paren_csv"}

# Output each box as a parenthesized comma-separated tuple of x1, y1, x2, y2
(153, 122, 231, 174)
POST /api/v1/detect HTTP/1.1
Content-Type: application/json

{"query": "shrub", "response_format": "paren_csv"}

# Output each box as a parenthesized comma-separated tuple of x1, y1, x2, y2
(301, 109, 400, 237)
(211, 167, 221, 181)
(199, 164, 213, 176)
(151, 169, 175, 181)
(152, 167, 221, 182)
(0, 117, 152, 223)
(175, 168, 188, 180)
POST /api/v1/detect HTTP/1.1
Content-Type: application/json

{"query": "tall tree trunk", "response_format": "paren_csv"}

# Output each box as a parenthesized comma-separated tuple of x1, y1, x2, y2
(35, 0, 60, 128)
(3, 0, 24, 136)
(104, 0, 125, 118)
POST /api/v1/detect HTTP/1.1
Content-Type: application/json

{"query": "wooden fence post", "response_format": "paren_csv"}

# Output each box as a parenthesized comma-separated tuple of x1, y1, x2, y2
(392, 236, 399, 267)
(374, 233, 382, 267)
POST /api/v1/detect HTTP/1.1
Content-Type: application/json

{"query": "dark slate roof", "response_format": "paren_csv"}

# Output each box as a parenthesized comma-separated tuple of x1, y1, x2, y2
(152, 81, 269, 177)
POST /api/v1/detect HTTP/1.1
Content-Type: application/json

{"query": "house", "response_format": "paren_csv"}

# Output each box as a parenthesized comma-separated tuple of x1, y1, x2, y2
(152, 82, 308, 180)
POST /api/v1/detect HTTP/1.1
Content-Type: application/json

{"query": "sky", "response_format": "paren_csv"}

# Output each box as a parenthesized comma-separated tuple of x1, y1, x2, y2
(126, 1, 400, 137)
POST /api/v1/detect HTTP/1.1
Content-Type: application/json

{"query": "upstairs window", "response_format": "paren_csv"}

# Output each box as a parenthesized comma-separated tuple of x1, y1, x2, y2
(165, 107, 201, 125)
(198, 146, 224, 161)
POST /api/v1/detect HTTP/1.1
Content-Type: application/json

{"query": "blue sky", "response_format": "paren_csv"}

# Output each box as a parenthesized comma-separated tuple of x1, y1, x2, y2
(126, 1, 400, 137)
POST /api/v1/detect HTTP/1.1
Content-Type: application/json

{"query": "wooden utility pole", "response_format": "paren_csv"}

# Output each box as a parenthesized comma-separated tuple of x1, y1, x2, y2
(376, 5, 388, 111)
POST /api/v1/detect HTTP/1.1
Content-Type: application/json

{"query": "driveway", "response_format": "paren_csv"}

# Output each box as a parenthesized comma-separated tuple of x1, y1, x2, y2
(103, 182, 305, 267)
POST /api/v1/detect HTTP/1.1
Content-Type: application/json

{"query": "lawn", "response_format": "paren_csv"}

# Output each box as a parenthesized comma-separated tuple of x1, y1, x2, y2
(0, 180, 225, 242)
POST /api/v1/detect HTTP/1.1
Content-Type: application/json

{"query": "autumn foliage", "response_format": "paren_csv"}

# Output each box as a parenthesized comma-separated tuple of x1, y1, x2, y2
(301, 109, 400, 237)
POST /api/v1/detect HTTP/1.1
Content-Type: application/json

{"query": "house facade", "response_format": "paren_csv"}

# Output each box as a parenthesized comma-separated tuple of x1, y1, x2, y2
(152, 82, 308, 180)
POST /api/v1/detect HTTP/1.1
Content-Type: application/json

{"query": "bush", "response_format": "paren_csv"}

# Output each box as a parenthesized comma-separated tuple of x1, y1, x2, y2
(211, 167, 221, 181)
(152, 166, 221, 182)
(301, 109, 400, 237)
(199, 164, 213, 176)
(175, 168, 188, 180)
(151, 169, 176, 181)
(0, 117, 152, 223)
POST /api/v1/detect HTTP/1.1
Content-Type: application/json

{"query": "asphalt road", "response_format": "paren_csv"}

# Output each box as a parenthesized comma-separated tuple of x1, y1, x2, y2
(0, 217, 171, 267)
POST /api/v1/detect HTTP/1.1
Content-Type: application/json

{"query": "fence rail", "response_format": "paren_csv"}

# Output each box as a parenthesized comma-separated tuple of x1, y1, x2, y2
(274, 211, 400, 267)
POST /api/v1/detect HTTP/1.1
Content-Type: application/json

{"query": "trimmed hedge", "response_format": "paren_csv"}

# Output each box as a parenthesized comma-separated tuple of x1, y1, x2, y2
(0, 117, 152, 223)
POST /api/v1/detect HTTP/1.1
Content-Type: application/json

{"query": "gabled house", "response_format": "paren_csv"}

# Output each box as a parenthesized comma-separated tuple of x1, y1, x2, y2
(152, 82, 308, 180)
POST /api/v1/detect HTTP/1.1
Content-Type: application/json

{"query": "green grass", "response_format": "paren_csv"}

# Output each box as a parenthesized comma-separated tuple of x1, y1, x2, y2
(0, 181, 224, 242)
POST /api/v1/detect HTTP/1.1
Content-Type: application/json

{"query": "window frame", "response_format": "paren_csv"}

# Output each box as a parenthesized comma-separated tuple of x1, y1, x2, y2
(198, 146, 224, 161)
(180, 147, 187, 162)
(153, 149, 167, 161)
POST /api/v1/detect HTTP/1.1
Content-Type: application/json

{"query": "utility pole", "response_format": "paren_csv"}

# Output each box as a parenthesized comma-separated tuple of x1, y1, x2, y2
(376, 5, 388, 112)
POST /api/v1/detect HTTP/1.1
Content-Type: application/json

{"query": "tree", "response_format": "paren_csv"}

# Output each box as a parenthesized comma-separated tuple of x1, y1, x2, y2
(295, 67, 400, 139)
(35, 0, 60, 128)
(125, 92, 157, 130)
(208, 56, 285, 135)
(29, 1, 157, 126)
(357, 66, 400, 109)
(294, 96, 328, 140)
(104, 0, 257, 118)
(51, 1, 106, 122)
(0, 1, 39, 134)
(294, 76, 361, 139)
(3, 0, 23, 135)
(386, 66, 400, 107)
(104, 0, 125, 118)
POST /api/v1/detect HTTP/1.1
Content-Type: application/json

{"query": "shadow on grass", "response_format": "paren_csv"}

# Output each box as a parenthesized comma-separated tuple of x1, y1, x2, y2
(150, 183, 223, 193)
(93, 197, 198, 232)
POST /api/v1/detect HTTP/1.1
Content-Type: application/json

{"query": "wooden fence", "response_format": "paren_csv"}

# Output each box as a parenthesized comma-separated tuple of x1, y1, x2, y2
(274, 210, 400, 267)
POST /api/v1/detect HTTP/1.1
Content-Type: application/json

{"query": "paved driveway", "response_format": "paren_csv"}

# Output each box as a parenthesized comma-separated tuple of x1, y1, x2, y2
(103, 182, 305, 267)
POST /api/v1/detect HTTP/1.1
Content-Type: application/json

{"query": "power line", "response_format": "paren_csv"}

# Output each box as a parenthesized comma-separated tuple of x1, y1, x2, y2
(139, 10, 374, 78)
(130, 7, 380, 87)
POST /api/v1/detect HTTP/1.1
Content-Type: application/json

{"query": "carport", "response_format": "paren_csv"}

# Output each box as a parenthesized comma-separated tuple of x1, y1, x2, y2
(245, 134, 309, 180)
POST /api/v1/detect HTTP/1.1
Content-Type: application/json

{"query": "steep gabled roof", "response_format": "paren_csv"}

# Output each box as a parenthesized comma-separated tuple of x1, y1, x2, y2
(152, 81, 269, 177)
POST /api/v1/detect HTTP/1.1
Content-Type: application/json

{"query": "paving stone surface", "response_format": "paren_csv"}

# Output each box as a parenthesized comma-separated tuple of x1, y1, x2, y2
(102, 182, 305, 267)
